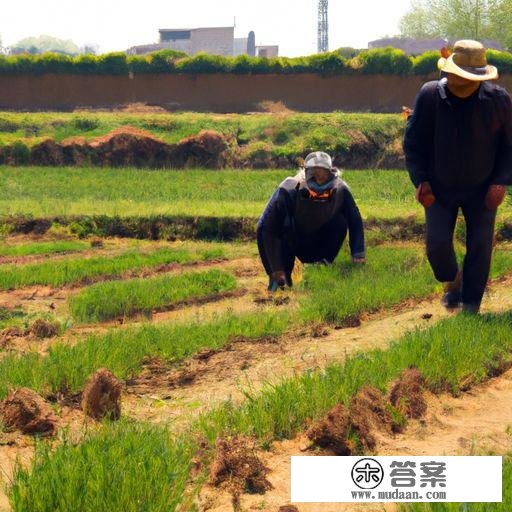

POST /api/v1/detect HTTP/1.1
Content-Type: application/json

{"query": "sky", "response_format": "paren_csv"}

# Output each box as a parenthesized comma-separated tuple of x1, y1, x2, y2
(0, 0, 413, 56)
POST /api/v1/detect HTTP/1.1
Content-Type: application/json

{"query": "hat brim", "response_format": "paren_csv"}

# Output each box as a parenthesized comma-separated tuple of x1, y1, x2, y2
(438, 55, 498, 81)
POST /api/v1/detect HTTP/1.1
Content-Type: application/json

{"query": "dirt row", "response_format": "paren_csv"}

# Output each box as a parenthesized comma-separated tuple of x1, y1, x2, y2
(1, 278, 512, 511)
(3, 126, 404, 170)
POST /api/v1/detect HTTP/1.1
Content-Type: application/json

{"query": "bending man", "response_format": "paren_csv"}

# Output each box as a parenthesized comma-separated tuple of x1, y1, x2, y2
(257, 151, 365, 291)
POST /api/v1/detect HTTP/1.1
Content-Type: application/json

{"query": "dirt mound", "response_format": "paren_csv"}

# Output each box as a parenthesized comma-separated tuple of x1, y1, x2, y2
(306, 403, 352, 455)
(29, 139, 65, 166)
(61, 137, 93, 166)
(209, 435, 272, 504)
(90, 126, 173, 168)
(81, 368, 122, 421)
(389, 368, 427, 419)
(172, 130, 232, 168)
(30, 318, 60, 339)
(334, 130, 378, 169)
(278, 506, 300, 512)
(0, 388, 58, 435)
(349, 386, 396, 450)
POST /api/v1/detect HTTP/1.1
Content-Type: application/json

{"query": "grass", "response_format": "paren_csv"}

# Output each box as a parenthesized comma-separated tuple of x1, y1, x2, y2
(2, 167, 511, 224)
(8, 311, 512, 511)
(0, 245, 225, 289)
(0, 167, 418, 219)
(0, 240, 89, 257)
(194, 311, 512, 443)
(8, 421, 196, 512)
(0, 244, 511, 395)
(0, 311, 289, 398)
(68, 269, 237, 322)
(299, 245, 512, 325)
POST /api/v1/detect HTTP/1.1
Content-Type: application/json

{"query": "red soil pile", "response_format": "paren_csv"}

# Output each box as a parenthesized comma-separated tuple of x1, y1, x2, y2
(306, 403, 352, 455)
(173, 130, 232, 168)
(81, 368, 122, 421)
(90, 126, 173, 168)
(29, 139, 65, 166)
(0, 388, 58, 435)
(209, 435, 272, 505)
(349, 386, 397, 450)
(61, 136, 93, 166)
(389, 368, 427, 419)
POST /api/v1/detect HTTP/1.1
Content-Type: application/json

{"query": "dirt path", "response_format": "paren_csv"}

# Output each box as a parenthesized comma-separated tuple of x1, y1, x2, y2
(124, 276, 512, 429)
(198, 367, 512, 512)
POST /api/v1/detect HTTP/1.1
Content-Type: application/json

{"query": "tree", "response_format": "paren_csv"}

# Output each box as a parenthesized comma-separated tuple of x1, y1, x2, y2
(12, 35, 81, 55)
(399, 0, 512, 49)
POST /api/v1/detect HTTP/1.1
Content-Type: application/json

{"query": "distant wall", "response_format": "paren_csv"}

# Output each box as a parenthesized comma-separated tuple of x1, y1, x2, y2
(0, 73, 511, 112)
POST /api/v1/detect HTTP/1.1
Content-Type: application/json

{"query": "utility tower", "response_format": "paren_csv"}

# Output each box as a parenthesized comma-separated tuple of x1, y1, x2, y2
(317, 0, 329, 53)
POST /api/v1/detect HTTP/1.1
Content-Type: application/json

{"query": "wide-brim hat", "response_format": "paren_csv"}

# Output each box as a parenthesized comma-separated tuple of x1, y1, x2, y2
(437, 39, 498, 81)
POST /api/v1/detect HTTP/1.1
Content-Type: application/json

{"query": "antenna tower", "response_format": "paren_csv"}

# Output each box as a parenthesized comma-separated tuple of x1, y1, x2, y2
(318, 0, 329, 53)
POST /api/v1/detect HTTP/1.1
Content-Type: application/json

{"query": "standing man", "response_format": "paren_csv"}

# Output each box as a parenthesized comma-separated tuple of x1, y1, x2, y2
(404, 40, 512, 313)
(257, 151, 365, 292)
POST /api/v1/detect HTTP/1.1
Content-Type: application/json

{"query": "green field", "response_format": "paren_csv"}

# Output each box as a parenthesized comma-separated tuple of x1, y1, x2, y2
(0, 167, 443, 219)
(1, 160, 512, 511)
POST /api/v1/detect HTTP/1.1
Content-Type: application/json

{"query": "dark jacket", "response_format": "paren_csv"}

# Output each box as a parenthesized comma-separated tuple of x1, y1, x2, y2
(257, 174, 365, 273)
(404, 79, 512, 197)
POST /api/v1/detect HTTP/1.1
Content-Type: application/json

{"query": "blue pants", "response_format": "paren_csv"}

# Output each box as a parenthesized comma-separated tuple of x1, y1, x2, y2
(257, 213, 348, 284)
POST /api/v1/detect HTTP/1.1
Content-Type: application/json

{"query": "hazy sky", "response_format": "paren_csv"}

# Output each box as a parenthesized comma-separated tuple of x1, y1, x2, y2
(1, 0, 412, 55)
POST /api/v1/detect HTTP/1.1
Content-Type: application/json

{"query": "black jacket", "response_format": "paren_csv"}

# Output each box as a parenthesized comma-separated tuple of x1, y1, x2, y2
(404, 79, 512, 196)
(257, 175, 365, 273)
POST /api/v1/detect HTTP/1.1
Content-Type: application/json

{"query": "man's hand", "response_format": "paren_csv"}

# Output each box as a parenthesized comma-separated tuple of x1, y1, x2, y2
(268, 270, 287, 292)
(485, 184, 507, 210)
(415, 181, 436, 208)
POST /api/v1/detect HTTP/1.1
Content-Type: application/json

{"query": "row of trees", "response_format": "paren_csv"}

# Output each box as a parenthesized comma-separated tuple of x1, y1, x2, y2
(400, 0, 512, 50)
(0, 35, 97, 56)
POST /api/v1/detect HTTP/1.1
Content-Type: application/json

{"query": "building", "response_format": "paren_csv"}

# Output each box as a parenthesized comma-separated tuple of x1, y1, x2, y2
(256, 45, 279, 58)
(368, 37, 503, 54)
(127, 27, 277, 57)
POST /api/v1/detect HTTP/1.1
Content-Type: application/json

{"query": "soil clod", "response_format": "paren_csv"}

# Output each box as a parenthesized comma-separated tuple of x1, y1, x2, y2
(30, 318, 60, 339)
(0, 388, 58, 435)
(306, 404, 352, 455)
(389, 368, 427, 419)
(81, 368, 122, 421)
(349, 386, 396, 450)
(209, 435, 272, 505)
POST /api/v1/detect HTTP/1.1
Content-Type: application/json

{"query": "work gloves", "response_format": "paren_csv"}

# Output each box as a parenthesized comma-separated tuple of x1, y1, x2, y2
(485, 184, 507, 210)
(416, 181, 507, 210)
(415, 181, 436, 208)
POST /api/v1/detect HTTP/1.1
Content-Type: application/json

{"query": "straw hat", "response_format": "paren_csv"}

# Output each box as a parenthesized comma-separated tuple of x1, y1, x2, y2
(437, 40, 498, 81)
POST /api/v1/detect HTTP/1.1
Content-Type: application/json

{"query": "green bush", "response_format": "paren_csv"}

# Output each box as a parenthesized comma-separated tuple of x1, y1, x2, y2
(0, 48, 509, 76)
(356, 46, 412, 75)
(411, 50, 439, 75)
(96, 52, 128, 74)
(487, 49, 512, 73)
(175, 52, 232, 73)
